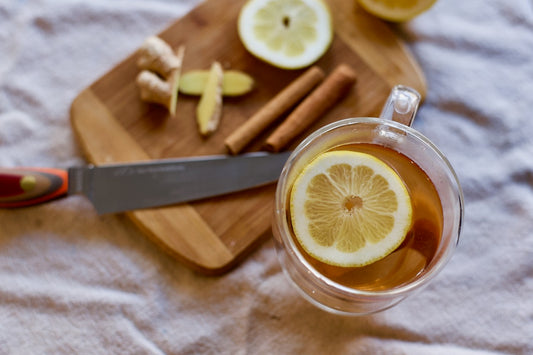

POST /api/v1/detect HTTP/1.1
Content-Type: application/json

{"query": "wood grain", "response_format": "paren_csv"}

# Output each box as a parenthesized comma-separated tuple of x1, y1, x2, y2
(69, 0, 426, 274)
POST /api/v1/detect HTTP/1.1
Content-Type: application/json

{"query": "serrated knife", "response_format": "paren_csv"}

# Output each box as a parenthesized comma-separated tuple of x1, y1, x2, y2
(0, 151, 291, 215)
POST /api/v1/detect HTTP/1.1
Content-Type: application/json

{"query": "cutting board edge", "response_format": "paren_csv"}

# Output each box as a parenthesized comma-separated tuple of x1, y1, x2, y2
(69, 88, 242, 274)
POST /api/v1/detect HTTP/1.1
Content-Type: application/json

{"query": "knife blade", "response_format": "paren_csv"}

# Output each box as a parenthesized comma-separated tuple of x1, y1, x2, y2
(0, 151, 292, 214)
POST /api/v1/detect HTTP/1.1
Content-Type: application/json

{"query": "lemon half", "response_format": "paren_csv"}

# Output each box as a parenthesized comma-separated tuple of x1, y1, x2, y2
(238, 0, 333, 69)
(357, 0, 438, 22)
(290, 151, 412, 267)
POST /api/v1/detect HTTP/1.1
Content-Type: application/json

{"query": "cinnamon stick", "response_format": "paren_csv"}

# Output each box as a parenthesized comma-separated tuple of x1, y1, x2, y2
(224, 66, 325, 154)
(264, 64, 357, 152)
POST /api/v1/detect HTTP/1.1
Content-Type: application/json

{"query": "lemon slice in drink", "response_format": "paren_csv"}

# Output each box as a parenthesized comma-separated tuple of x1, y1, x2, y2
(238, 0, 333, 69)
(357, 0, 437, 22)
(290, 150, 412, 267)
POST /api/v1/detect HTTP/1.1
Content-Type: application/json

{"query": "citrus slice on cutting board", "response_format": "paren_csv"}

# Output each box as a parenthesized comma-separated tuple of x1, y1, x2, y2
(237, 0, 333, 69)
(356, 0, 438, 22)
(290, 151, 412, 267)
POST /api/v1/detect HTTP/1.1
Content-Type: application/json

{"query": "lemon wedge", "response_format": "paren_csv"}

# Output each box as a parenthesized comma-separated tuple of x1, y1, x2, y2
(357, 0, 437, 22)
(238, 0, 333, 69)
(290, 150, 412, 267)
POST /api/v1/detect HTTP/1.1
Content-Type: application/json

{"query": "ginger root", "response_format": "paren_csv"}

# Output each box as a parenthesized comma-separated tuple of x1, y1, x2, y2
(136, 71, 177, 113)
(135, 36, 185, 115)
(179, 70, 255, 96)
(137, 36, 183, 77)
(196, 62, 223, 136)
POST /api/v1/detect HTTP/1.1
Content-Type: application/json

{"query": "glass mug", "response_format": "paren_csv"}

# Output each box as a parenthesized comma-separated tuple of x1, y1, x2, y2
(272, 85, 464, 315)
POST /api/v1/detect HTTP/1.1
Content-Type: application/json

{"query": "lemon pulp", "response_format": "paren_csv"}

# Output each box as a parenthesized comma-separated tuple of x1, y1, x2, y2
(290, 150, 412, 267)
(238, 0, 333, 69)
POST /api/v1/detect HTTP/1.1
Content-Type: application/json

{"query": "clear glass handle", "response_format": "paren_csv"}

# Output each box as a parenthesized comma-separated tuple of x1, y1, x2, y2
(379, 85, 421, 127)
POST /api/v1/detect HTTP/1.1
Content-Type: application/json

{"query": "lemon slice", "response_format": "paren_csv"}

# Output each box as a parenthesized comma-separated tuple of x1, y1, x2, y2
(238, 0, 333, 69)
(357, 0, 437, 22)
(290, 151, 412, 267)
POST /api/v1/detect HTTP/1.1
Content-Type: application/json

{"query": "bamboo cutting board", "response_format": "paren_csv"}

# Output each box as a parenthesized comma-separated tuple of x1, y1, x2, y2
(70, 0, 426, 274)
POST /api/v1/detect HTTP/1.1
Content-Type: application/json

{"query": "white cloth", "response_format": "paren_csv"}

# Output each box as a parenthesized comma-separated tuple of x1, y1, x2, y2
(1, 0, 532, 354)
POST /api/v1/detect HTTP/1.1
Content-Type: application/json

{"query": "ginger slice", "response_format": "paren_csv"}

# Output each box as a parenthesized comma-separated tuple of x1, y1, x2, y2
(180, 70, 254, 96)
(196, 62, 224, 136)
(167, 45, 185, 115)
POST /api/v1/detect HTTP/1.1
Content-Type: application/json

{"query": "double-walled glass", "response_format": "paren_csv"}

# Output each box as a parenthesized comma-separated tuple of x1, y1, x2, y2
(272, 86, 464, 315)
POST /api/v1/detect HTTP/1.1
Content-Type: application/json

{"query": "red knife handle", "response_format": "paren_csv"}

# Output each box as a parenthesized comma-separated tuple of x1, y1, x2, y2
(0, 168, 68, 208)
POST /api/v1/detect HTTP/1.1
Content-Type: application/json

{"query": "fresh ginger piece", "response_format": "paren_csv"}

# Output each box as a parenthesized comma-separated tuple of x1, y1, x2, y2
(137, 36, 182, 78)
(196, 62, 224, 136)
(136, 43, 185, 115)
(179, 71, 206, 96)
(180, 70, 254, 96)
(136, 71, 174, 110)
(222, 71, 255, 95)
(167, 45, 185, 115)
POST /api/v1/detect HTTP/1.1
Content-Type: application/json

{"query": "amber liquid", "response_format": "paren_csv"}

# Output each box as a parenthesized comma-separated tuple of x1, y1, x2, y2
(288, 143, 443, 291)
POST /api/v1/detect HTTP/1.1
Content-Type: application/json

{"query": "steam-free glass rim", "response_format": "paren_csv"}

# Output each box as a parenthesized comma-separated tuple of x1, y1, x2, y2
(274, 117, 464, 299)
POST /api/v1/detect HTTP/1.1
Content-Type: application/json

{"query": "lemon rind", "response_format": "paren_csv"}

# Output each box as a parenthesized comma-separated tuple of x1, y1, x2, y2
(357, 0, 438, 22)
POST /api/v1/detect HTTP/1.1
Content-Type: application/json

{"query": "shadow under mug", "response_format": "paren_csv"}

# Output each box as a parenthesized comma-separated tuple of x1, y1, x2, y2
(272, 86, 464, 315)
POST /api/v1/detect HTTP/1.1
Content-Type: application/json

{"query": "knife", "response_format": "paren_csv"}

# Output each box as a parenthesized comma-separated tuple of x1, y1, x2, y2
(0, 151, 292, 215)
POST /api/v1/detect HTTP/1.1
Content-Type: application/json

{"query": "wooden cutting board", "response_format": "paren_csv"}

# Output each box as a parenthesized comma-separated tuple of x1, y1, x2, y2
(70, 0, 426, 275)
